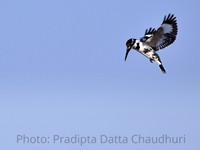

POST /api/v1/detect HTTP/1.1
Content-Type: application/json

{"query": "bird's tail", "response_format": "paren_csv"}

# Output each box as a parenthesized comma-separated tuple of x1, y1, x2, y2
(159, 64, 166, 74)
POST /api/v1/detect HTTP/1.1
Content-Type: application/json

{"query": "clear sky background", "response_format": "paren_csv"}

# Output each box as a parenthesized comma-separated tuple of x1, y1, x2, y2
(0, 0, 199, 150)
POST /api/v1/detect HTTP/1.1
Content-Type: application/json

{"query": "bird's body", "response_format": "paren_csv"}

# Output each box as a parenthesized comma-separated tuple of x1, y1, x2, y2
(125, 14, 178, 74)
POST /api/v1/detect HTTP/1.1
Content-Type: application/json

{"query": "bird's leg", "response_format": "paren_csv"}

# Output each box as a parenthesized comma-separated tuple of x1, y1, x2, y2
(150, 59, 153, 63)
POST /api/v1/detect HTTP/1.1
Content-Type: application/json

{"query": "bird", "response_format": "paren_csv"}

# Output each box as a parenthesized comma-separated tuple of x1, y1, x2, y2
(125, 14, 178, 74)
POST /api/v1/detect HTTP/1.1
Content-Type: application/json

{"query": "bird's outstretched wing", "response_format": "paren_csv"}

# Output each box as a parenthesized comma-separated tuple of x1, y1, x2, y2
(140, 27, 156, 42)
(144, 14, 178, 51)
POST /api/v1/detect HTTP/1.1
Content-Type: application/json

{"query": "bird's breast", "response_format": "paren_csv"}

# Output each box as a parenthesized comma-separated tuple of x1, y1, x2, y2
(137, 46, 155, 60)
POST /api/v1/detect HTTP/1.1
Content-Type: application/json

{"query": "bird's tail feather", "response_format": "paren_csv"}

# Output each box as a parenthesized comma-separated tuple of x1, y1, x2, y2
(159, 64, 166, 74)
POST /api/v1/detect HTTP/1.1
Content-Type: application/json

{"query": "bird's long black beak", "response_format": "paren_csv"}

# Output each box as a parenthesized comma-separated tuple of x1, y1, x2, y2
(124, 48, 131, 61)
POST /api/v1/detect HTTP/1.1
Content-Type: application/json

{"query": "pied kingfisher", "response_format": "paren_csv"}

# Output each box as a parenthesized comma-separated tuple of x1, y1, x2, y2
(125, 14, 178, 74)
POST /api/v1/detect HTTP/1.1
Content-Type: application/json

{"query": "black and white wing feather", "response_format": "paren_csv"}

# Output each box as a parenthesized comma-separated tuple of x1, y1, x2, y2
(140, 27, 156, 42)
(144, 14, 178, 51)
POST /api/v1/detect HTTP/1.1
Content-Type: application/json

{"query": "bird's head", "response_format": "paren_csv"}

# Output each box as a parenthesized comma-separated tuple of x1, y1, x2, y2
(125, 38, 135, 61)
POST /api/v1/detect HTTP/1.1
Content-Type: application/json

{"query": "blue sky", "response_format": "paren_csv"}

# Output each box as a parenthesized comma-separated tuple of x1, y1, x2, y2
(0, 0, 199, 150)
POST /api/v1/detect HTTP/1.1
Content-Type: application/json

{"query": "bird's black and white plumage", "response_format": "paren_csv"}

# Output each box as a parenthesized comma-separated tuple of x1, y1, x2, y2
(125, 14, 178, 74)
